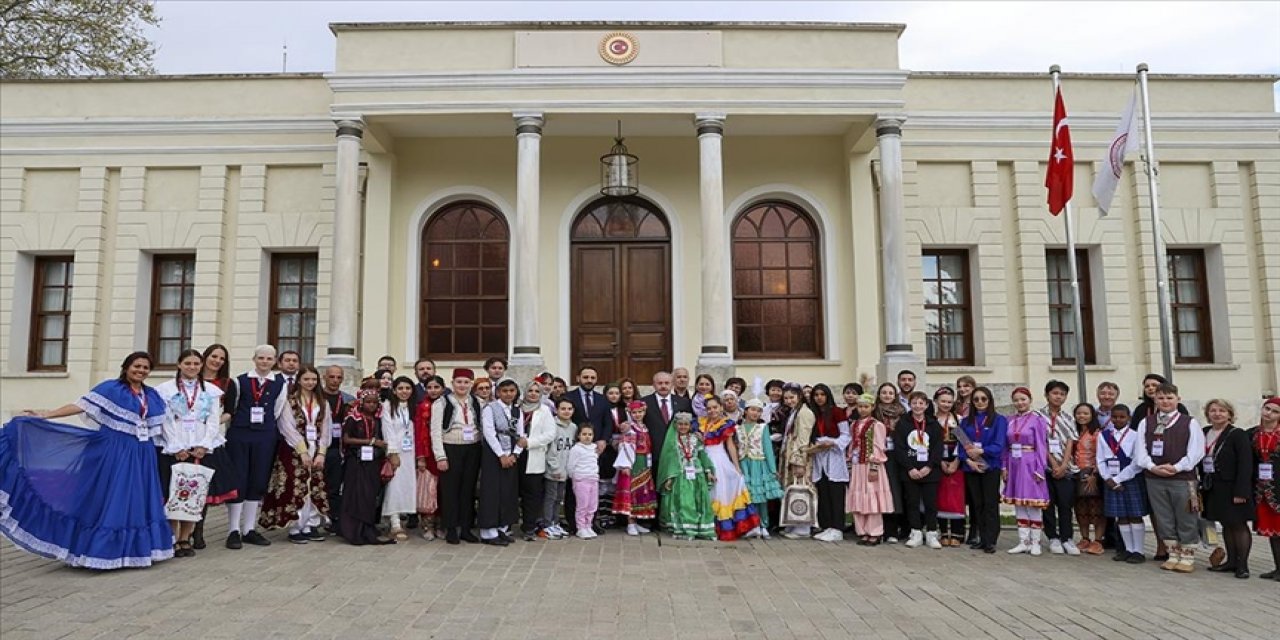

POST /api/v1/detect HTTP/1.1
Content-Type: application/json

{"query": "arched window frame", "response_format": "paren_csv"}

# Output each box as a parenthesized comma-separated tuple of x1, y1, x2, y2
(419, 200, 509, 360)
(730, 200, 824, 359)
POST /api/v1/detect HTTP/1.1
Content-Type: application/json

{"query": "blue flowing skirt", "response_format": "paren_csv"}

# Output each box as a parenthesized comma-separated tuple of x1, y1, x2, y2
(0, 416, 173, 569)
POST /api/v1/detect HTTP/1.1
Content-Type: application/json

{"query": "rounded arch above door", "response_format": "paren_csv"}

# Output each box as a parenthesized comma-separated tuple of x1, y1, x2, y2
(570, 196, 672, 384)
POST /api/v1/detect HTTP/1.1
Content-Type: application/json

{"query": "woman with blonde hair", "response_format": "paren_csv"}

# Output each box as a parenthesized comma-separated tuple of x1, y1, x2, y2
(1200, 398, 1255, 579)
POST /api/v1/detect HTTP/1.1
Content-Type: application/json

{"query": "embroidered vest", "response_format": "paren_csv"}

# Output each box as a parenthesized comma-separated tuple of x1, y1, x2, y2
(1143, 413, 1196, 481)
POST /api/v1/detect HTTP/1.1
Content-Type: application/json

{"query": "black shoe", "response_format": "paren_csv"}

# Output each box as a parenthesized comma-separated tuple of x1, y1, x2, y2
(242, 530, 272, 546)
(498, 531, 515, 543)
(1234, 568, 1250, 579)
(481, 537, 510, 547)
(192, 521, 206, 550)
(1113, 550, 1130, 561)
(1125, 553, 1147, 564)
(305, 528, 326, 542)
(288, 532, 309, 545)
(405, 514, 420, 530)
(1260, 570, 1277, 580)
(225, 531, 243, 549)
(1153, 552, 1169, 562)
(982, 545, 996, 554)
(446, 529, 460, 545)
(522, 531, 537, 542)
(968, 540, 984, 549)
(460, 531, 480, 544)
(1207, 563, 1237, 573)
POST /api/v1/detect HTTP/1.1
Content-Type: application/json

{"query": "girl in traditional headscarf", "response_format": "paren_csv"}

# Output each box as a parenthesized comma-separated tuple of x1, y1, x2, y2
(738, 398, 782, 538)
(339, 388, 394, 545)
(847, 393, 893, 545)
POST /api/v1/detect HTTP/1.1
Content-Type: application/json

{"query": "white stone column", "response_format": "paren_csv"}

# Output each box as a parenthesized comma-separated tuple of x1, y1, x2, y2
(510, 112, 546, 383)
(874, 116, 925, 385)
(319, 119, 364, 384)
(694, 113, 734, 379)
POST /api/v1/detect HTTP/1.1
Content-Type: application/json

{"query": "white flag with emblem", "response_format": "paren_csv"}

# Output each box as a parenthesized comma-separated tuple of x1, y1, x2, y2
(1091, 87, 1139, 216)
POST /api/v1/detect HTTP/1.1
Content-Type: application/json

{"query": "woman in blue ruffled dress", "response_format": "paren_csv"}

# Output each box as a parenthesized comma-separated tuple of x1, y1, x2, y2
(0, 351, 174, 569)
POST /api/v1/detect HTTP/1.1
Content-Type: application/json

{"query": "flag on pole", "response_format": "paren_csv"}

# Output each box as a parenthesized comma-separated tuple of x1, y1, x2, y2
(1091, 88, 1139, 216)
(1045, 88, 1074, 215)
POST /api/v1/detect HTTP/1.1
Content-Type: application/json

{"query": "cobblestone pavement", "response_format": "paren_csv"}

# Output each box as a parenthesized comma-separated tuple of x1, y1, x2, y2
(2, 512, 1277, 640)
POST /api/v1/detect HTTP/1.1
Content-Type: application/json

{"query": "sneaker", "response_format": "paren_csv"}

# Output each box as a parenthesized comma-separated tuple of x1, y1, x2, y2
(419, 528, 436, 541)
(288, 532, 309, 545)
(576, 529, 592, 539)
(225, 531, 243, 550)
(242, 530, 272, 546)
(633, 523, 651, 534)
(885, 536, 899, 544)
(760, 528, 771, 540)
(925, 531, 943, 550)
(1049, 539, 1065, 554)
(305, 528, 326, 542)
(550, 524, 568, 537)
(1062, 540, 1081, 556)
(781, 531, 803, 540)
(813, 529, 833, 542)
(626, 524, 640, 536)
(743, 527, 762, 539)
(905, 530, 924, 548)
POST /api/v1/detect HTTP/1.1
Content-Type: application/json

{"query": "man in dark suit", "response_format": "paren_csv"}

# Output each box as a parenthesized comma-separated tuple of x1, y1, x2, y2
(567, 366, 610, 447)
(642, 370, 693, 477)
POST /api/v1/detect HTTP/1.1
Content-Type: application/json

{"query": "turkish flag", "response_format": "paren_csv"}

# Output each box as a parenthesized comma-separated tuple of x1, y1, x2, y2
(1045, 87, 1074, 215)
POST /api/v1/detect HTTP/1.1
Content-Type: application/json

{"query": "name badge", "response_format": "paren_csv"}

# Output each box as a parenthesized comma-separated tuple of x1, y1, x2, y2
(331, 423, 342, 439)
(1011, 443, 1024, 459)
(1048, 438, 1063, 456)
(402, 433, 413, 451)
(181, 415, 199, 432)
(885, 439, 895, 451)
(462, 427, 476, 443)
(1201, 457, 1215, 474)
(250, 407, 265, 424)
(305, 425, 318, 442)
(1105, 459, 1120, 475)
(684, 462, 697, 480)
(1261, 463, 1274, 481)
(916, 448, 929, 463)
(1152, 440, 1165, 457)
(360, 445, 374, 461)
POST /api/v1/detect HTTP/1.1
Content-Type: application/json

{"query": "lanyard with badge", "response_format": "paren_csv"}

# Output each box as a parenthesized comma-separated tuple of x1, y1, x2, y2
(913, 417, 929, 463)
(180, 380, 200, 432)
(400, 407, 414, 452)
(330, 394, 344, 439)
(358, 415, 375, 462)
(250, 377, 267, 424)
(1105, 428, 1127, 476)
(680, 434, 697, 480)
(459, 398, 476, 442)
(1257, 433, 1275, 481)
(1202, 427, 1230, 474)
(1010, 414, 1028, 459)
(135, 388, 150, 441)
(303, 395, 318, 444)
(1047, 410, 1064, 458)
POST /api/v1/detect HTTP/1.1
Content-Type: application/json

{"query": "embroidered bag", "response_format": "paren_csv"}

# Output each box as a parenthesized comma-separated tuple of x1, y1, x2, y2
(165, 462, 215, 522)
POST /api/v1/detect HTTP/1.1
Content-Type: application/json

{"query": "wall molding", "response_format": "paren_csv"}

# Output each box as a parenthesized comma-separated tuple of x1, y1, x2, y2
(327, 68, 909, 92)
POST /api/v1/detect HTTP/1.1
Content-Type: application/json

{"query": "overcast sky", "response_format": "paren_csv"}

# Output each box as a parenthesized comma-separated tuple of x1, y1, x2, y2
(149, 1, 1279, 81)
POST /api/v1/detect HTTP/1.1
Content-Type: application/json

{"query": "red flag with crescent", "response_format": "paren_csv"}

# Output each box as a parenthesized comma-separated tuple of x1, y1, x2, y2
(1045, 88, 1074, 215)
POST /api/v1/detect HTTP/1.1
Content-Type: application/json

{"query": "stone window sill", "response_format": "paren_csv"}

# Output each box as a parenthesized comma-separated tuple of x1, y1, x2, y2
(1172, 363, 1240, 371)
(1049, 365, 1118, 372)
(2, 371, 71, 379)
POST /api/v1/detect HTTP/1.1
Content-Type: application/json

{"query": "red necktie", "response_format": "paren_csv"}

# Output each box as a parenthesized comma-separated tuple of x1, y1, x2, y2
(661, 398, 670, 422)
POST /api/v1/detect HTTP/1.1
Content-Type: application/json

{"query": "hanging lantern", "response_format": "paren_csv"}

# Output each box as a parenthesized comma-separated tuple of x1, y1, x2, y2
(600, 121, 638, 197)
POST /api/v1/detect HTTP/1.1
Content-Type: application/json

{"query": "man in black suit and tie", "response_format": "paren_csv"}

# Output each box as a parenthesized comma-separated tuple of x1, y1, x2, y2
(642, 371, 693, 484)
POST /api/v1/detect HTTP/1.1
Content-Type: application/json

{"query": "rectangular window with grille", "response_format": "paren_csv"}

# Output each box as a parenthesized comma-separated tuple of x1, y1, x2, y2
(149, 255, 196, 367)
(1167, 248, 1213, 363)
(269, 253, 318, 364)
(922, 249, 974, 365)
(29, 255, 74, 371)
(1045, 249, 1096, 365)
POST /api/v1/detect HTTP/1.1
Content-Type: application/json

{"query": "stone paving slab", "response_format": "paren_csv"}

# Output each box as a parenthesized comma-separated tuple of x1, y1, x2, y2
(1, 512, 1276, 639)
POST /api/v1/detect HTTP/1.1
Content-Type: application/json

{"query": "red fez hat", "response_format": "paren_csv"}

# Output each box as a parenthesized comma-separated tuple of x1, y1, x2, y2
(452, 368, 474, 380)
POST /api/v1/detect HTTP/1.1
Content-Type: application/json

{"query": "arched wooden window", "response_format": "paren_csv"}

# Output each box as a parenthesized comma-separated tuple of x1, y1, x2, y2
(420, 201, 508, 359)
(731, 201, 823, 358)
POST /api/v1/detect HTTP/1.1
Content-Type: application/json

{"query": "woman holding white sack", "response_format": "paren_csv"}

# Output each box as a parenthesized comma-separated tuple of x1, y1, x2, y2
(155, 348, 225, 558)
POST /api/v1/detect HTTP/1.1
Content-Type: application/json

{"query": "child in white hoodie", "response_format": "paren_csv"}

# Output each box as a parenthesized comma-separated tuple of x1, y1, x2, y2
(566, 424, 601, 539)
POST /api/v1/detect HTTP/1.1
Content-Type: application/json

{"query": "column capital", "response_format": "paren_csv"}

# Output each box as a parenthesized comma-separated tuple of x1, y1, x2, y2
(694, 112, 726, 136)
(874, 115, 906, 137)
(514, 112, 545, 135)
(334, 118, 365, 139)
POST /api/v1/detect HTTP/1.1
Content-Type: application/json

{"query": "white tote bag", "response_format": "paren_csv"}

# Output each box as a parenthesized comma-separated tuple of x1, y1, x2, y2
(165, 462, 215, 522)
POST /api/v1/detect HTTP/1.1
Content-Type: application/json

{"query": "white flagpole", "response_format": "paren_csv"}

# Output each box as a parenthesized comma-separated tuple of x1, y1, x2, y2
(1050, 65, 1089, 401)
(1137, 63, 1174, 382)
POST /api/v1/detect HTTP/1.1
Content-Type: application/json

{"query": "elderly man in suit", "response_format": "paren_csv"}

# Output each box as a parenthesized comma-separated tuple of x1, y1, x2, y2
(642, 370, 693, 523)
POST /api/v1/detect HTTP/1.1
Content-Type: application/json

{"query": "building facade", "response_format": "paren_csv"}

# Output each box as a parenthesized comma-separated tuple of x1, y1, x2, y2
(2, 22, 1278, 422)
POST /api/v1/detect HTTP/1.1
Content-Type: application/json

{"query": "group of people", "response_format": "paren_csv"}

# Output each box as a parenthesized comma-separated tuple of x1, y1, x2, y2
(0, 349, 1276, 584)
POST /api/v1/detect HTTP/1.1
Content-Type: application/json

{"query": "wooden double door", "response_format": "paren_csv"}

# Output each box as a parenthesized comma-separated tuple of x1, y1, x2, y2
(570, 197, 672, 384)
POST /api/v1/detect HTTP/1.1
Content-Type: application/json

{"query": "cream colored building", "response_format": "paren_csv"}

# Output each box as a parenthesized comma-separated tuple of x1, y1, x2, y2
(2, 22, 1278, 422)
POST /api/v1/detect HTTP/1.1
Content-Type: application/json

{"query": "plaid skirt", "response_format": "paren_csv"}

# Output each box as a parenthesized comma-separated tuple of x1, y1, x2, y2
(1103, 477, 1149, 518)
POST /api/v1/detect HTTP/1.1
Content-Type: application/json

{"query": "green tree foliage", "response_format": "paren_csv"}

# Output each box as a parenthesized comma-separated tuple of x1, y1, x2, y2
(0, 0, 161, 77)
